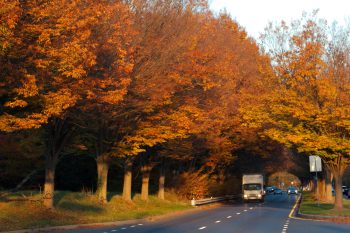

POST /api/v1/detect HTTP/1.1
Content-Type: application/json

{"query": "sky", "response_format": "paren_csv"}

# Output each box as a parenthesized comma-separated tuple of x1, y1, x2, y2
(209, 0, 350, 39)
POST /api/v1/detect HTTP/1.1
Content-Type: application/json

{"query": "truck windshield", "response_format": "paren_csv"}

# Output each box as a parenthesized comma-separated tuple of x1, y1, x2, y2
(244, 183, 262, 190)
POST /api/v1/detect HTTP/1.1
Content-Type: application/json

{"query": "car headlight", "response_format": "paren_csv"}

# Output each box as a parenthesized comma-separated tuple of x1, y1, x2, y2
(258, 194, 262, 197)
(244, 194, 248, 198)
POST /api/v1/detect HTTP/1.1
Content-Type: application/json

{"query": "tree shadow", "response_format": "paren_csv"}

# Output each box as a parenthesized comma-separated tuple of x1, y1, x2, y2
(58, 200, 104, 213)
(107, 191, 120, 202)
(53, 191, 69, 206)
(107, 192, 138, 202)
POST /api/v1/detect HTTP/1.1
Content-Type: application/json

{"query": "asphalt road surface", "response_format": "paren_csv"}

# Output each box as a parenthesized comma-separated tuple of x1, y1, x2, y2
(57, 193, 350, 233)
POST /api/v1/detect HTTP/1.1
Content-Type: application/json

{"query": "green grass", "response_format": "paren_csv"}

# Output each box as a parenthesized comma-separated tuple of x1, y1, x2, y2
(0, 191, 192, 232)
(299, 192, 350, 216)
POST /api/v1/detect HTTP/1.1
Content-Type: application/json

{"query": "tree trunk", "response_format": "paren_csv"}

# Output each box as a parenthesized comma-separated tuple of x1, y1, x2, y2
(42, 118, 71, 209)
(95, 156, 109, 204)
(43, 156, 56, 209)
(318, 177, 325, 200)
(333, 169, 344, 210)
(122, 159, 133, 201)
(141, 165, 152, 201)
(325, 168, 333, 202)
(158, 164, 165, 200)
(307, 179, 314, 192)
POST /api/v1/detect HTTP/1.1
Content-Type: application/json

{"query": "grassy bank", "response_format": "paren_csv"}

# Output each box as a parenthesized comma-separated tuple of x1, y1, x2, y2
(299, 192, 350, 216)
(0, 191, 192, 232)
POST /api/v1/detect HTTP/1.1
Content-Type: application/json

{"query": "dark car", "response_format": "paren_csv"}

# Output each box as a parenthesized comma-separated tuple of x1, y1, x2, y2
(266, 186, 278, 193)
(287, 186, 298, 195)
(266, 187, 274, 194)
(342, 186, 348, 195)
(274, 188, 283, 195)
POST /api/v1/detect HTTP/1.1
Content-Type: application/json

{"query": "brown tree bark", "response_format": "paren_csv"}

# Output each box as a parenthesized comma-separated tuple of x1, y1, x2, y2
(333, 169, 344, 210)
(324, 167, 333, 202)
(158, 164, 165, 200)
(328, 157, 349, 210)
(95, 156, 109, 204)
(141, 165, 152, 201)
(43, 118, 71, 209)
(307, 179, 314, 192)
(43, 157, 56, 209)
(318, 177, 325, 200)
(122, 158, 133, 201)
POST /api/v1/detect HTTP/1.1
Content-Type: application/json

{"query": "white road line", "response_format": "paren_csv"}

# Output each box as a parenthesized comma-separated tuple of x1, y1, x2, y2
(111, 230, 117, 232)
(215, 220, 221, 223)
(249, 207, 253, 209)
(244, 209, 247, 212)
(281, 218, 290, 233)
(138, 223, 143, 226)
(130, 225, 136, 228)
(198, 226, 207, 230)
(227, 215, 232, 218)
(121, 227, 127, 230)
(236, 212, 241, 215)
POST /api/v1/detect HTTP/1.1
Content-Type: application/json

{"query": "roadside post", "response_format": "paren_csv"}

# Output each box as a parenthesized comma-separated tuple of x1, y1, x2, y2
(309, 156, 322, 206)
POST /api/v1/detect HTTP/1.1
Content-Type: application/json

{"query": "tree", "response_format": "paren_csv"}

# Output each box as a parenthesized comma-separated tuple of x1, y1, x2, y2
(260, 14, 350, 209)
(115, 0, 206, 201)
(0, 0, 135, 208)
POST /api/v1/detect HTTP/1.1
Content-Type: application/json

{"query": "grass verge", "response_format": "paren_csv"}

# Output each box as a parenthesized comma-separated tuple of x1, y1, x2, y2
(299, 192, 350, 216)
(0, 191, 192, 232)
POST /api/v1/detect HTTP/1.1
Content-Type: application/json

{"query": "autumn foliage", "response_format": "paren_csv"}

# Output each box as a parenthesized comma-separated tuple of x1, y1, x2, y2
(259, 14, 350, 209)
(2, 0, 349, 212)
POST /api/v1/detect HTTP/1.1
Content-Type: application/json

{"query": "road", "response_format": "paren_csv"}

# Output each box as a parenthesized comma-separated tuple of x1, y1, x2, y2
(57, 193, 350, 233)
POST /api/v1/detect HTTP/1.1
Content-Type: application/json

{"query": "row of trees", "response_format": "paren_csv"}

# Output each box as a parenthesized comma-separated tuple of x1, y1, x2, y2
(1, 0, 271, 208)
(256, 12, 350, 209)
(2, 1, 350, 210)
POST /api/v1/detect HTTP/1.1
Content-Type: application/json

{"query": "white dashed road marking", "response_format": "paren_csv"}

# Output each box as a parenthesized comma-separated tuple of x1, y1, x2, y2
(198, 226, 207, 230)
(244, 209, 247, 212)
(227, 215, 232, 218)
(249, 207, 253, 209)
(215, 220, 221, 223)
(281, 218, 290, 233)
(236, 212, 241, 215)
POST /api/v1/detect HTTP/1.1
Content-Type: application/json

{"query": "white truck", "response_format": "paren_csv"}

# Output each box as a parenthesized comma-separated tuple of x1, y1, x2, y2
(242, 174, 265, 202)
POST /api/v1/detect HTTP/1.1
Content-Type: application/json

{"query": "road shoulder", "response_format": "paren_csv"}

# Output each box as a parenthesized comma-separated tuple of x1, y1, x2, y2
(1, 203, 223, 233)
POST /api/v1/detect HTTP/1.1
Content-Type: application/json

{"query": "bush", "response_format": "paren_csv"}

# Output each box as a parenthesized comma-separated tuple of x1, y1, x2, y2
(172, 172, 209, 199)
(208, 176, 241, 196)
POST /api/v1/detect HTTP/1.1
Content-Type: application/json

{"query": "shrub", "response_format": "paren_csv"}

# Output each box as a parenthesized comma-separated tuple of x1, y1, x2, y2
(172, 172, 209, 199)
